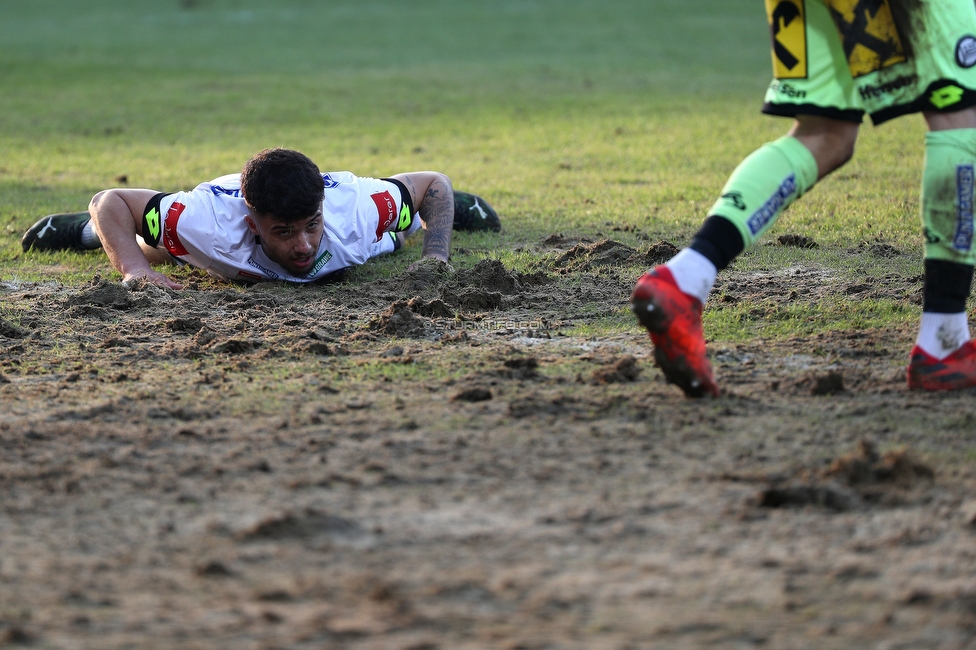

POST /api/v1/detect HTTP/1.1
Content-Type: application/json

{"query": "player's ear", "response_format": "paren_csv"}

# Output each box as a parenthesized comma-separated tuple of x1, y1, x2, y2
(244, 214, 259, 236)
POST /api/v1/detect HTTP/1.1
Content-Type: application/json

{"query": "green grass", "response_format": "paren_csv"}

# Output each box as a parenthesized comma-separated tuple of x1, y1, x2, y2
(0, 0, 937, 341)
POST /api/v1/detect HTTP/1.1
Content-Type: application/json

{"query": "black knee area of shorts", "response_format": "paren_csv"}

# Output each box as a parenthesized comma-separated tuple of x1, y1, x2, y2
(923, 259, 975, 313)
(689, 215, 745, 271)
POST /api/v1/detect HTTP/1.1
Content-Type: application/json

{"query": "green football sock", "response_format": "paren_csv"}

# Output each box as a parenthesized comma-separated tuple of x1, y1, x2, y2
(706, 135, 819, 250)
(921, 128, 976, 267)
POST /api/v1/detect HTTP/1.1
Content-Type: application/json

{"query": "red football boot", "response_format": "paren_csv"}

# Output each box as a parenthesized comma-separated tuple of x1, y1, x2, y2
(631, 267, 719, 397)
(906, 340, 976, 391)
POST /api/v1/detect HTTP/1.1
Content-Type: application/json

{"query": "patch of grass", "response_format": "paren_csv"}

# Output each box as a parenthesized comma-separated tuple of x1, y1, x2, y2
(704, 297, 916, 342)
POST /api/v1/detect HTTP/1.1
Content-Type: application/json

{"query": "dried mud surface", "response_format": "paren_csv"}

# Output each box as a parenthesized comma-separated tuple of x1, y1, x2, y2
(2, 237, 976, 649)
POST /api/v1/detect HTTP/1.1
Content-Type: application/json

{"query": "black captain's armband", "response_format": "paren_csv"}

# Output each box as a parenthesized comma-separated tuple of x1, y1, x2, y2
(141, 192, 172, 247)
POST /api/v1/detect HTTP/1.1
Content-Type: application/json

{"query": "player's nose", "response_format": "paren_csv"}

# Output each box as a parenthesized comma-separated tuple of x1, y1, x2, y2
(293, 232, 313, 254)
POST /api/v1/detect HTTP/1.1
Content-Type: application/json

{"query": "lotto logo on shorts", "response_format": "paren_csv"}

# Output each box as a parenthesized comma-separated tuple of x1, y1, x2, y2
(767, 0, 807, 79)
(371, 190, 398, 241)
(954, 165, 974, 252)
(825, 0, 905, 78)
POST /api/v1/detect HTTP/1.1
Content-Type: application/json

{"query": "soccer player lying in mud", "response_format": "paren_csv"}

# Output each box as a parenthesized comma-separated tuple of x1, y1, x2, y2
(21, 148, 501, 289)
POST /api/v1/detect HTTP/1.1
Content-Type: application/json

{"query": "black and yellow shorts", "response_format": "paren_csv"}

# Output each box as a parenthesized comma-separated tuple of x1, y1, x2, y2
(764, 0, 976, 124)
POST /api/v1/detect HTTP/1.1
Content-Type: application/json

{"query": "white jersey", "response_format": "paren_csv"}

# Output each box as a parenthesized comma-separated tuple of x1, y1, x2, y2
(152, 172, 411, 283)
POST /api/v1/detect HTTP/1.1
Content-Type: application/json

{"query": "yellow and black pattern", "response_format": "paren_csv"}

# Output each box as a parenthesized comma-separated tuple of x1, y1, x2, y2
(767, 0, 808, 79)
(825, 0, 906, 78)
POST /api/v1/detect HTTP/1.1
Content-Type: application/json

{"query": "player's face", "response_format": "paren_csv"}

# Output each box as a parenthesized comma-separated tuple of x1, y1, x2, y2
(248, 210, 325, 276)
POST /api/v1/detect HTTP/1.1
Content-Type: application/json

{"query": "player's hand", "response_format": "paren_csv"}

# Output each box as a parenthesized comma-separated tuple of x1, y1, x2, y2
(122, 268, 183, 290)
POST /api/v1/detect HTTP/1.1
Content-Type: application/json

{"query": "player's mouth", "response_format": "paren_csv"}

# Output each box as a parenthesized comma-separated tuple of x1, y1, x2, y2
(291, 255, 313, 269)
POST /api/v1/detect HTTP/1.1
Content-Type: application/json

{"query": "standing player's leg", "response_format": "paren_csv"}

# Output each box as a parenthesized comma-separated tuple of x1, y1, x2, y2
(631, 116, 855, 397)
(907, 107, 976, 389)
(632, 0, 860, 397)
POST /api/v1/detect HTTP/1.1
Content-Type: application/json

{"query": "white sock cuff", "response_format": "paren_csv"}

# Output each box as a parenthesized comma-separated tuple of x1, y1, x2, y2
(916, 312, 971, 359)
(80, 220, 102, 249)
(665, 248, 717, 304)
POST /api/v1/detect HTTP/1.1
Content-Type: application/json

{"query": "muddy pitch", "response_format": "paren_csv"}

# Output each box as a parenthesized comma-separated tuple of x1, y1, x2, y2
(2, 238, 976, 649)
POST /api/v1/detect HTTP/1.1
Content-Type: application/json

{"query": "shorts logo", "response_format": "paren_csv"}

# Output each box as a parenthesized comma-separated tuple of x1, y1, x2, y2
(370, 190, 398, 240)
(954, 164, 974, 252)
(163, 202, 189, 257)
(747, 174, 797, 236)
(767, 0, 807, 79)
(825, 0, 906, 78)
(957, 36, 976, 69)
(931, 85, 965, 110)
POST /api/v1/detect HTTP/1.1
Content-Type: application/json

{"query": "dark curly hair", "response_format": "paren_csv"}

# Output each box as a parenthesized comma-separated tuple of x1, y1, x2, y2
(240, 148, 324, 222)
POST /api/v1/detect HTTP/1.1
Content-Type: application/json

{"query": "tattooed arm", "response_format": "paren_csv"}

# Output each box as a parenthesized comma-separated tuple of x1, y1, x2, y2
(389, 172, 454, 263)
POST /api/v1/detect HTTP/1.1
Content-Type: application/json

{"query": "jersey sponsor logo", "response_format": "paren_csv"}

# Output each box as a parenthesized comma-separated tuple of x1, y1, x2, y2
(747, 174, 797, 236)
(371, 190, 398, 240)
(322, 173, 340, 189)
(767, 0, 807, 79)
(145, 207, 162, 243)
(308, 250, 334, 276)
(957, 36, 976, 69)
(826, 0, 906, 78)
(236, 270, 263, 282)
(931, 84, 965, 110)
(209, 185, 243, 198)
(858, 73, 917, 101)
(163, 202, 189, 257)
(246, 256, 280, 280)
(954, 164, 975, 252)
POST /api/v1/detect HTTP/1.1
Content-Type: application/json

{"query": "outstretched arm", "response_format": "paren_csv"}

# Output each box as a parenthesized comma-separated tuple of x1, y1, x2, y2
(89, 189, 182, 289)
(389, 172, 454, 263)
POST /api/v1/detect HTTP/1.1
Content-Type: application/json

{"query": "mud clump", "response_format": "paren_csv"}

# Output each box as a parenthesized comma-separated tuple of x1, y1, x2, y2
(642, 240, 679, 266)
(68, 280, 134, 311)
(777, 234, 818, 249)
(452, 387, 493, 403)
(399, 258, 454, 292)
(164, 317, 204, 333)
(407, 297, 454, 318)
(823, 440, 934, 489)
(367, 301, 430, 339)
(457, 288, 502, 312)
(555, 239, 636, 272)
(755, 440, 935, 511)
(239, 509, 362, 542)
(591, 355, 641, 384)
(500, 356, 540, 380)
(811, 371, 845, 396)
(456, 258, 521, 294)
(0, 318, 27, 339)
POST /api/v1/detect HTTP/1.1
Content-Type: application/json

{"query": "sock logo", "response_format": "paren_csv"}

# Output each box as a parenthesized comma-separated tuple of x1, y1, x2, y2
(721, 192, 747, 211)
(747, 175, 797, 236)
(954, 164, 974, 252)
